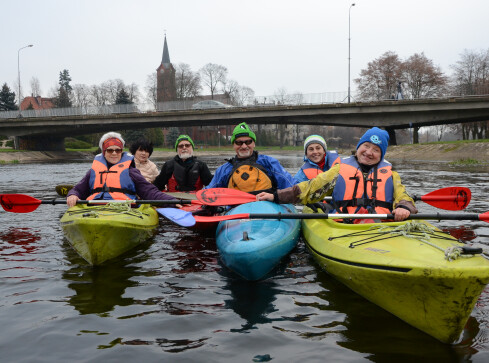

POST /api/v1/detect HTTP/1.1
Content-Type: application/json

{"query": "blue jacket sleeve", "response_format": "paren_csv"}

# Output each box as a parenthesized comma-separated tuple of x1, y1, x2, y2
(294, 168, 308, 183)
(205, 163, 232, 189)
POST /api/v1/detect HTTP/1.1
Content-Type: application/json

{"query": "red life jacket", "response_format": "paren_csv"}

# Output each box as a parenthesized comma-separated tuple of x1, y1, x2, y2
(332, 156, 394, 214)
(87, 153, 136, 200)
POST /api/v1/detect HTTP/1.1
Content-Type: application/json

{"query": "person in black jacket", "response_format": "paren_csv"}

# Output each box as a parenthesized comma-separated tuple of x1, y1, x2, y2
(153, 135, 213, 192)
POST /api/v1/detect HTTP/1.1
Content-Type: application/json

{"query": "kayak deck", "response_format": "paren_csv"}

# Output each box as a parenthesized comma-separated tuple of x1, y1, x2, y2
(301, 206, 489, 343)
(60, 203, 159, 265)
(216, 201, 301, 281)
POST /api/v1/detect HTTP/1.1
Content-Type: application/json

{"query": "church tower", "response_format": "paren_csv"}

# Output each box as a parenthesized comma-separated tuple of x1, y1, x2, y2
(156, 35, 177, 103)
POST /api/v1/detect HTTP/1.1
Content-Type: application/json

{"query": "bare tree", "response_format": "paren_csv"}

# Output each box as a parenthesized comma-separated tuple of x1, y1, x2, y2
(72, 84, 91, 109)
(401, 53, 448, 99)
(355, 51, 403, 101)
(231, 84, 255, 106)
(450, 49, 489, 139)
(145, 73, 157, 107)
(30, 77, 41, 97)
(451, 48, 489, 95)
(175, 63, 201, 99)
(126, 82, 140, 103)
(199, 63, 227, 98)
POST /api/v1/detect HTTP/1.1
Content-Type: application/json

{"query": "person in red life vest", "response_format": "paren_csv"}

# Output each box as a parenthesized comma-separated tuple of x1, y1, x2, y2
(206, 122, 297, 194)
(66, 132, 177, 207)
(256, 127, 417, 222)
(153, 135, 213, 192)
(129, 138, 159, 183)
(295, 134, 340, 182)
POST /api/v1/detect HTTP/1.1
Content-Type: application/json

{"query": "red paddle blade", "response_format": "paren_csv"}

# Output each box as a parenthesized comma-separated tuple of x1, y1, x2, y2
(0, 194, 42, 213)
(194, 213, 250, 223)
(419, 187, 471, 211)
(196, 188, 256, 206)
(479, 212, 489, 222)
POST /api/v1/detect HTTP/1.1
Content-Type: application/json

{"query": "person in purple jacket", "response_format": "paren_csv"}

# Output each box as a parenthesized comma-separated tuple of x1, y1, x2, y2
(67, 132, 176, 207)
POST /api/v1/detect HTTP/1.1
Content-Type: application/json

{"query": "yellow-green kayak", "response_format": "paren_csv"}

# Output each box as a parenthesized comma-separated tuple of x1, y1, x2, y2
(301, 206, 489, 343)
(60, 203, 159, 265)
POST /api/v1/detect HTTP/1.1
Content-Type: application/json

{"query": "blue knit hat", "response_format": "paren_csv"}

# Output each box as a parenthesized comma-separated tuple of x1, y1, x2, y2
(356, 127, 389, 159)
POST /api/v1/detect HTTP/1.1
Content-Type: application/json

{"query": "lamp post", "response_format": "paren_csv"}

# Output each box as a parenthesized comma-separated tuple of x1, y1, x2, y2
(17, 44, 34, 112)
(348, 3, 355, 103)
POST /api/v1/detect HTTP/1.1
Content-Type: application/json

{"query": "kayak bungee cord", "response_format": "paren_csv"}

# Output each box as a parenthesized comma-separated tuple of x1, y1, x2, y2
(331, 221, 482, 261)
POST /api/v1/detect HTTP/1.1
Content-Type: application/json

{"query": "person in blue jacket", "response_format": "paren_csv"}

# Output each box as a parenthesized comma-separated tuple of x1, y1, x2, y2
(206, 122, 297, 194)
(295, 135, 341, 182)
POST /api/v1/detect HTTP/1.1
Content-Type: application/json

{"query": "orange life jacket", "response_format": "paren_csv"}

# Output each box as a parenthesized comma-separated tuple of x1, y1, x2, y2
(87, 153, 136, 200)
(332, 156, 394, 214)
(226, 152, 275, 193)
(301, 152, 341, 180)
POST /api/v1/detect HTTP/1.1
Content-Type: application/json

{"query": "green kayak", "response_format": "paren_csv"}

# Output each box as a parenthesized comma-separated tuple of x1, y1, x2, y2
(60, 202, 159, 265)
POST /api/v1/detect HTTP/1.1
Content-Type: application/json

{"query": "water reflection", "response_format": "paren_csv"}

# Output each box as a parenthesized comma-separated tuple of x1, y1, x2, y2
(224, 276, 279, 331)
(62, 240, 147, 315)
(0, 227, 41, 257)
(313, 267, 478, 362)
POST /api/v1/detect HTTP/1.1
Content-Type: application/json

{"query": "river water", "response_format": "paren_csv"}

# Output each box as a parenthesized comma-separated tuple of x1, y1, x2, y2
(1, 154, 489, 362)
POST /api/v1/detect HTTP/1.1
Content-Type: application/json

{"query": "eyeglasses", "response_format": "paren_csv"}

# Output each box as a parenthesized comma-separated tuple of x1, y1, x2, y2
(234, 139, 254, 146)
(178, 143, 192, 149)
(105, 148, 123, 154)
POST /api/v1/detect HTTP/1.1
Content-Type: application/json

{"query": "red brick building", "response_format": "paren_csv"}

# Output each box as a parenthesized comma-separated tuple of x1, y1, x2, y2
(20, 96, 55, 111)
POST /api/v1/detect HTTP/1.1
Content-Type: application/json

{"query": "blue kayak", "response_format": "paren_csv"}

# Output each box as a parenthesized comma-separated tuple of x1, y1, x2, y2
(216, 201, 301, 280)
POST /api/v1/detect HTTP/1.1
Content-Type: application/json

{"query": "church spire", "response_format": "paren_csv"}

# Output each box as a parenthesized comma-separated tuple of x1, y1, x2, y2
(162, 35, 171, 65)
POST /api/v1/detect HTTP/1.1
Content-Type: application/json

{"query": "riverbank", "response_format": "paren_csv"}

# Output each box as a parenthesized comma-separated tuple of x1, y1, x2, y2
(0, 142, 486, 163)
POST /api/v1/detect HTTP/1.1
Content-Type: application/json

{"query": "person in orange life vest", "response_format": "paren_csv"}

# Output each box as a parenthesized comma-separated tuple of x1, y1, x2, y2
(256, 127, 417, 222)
(67, 132, 177, 207)
(153, 135, 213, 192)
(129, 138, 159, 183)
(295, 134, 340, 182)
(205, 122, 297, 194)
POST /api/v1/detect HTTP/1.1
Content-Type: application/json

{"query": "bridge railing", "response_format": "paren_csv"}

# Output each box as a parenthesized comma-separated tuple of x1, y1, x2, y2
(0, 91, 349, 120)
(2, 89, 488, 120)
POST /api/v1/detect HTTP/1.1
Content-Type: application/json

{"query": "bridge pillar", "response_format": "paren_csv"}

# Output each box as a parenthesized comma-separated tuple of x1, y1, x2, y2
(386, 128, 397, 146)
(18, 135, 65, 151)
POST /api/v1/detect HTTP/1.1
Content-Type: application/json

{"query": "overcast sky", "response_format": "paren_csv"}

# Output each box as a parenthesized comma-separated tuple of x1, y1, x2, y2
(2, 0, 488, 102)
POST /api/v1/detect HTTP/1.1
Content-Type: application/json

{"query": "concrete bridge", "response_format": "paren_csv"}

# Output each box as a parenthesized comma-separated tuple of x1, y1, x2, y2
(1, 96, 489, 150)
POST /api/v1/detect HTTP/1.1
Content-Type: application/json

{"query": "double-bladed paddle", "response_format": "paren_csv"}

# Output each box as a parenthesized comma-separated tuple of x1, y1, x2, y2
(157, 206, 489, 228)
(0, 188, 261, 213)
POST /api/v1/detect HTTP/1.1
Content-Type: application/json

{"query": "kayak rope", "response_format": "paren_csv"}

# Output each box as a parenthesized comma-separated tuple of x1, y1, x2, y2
(340, 221, 471, 261)
(66, 201, 148, 219)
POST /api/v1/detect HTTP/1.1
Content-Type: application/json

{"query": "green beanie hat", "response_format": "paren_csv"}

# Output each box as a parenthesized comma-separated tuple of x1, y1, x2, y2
(175, 134, 195, 151)
(231, 122, 256, 144)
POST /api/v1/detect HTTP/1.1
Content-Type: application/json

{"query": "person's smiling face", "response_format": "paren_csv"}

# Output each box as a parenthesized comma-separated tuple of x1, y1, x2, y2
(177, 141, 194, 160)
(105, 147, 123, 164)
(233, 137, 255, 158)
(356, 142, 382, 165)
(306, 143, 325, 164)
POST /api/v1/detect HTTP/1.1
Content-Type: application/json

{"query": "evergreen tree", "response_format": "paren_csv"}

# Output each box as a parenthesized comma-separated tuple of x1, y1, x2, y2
(55, 87, 72, 108)
(59, 69, 73, 93)
(0, 83, 18, 111)
(167, 127, 180, 148)
(55, 69, 73, 107)
(115, 87, 132, 104)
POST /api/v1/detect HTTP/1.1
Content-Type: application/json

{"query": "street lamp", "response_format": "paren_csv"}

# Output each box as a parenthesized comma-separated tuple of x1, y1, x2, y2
(348, 3, 355, 103)
(18, 44, 34, 112)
